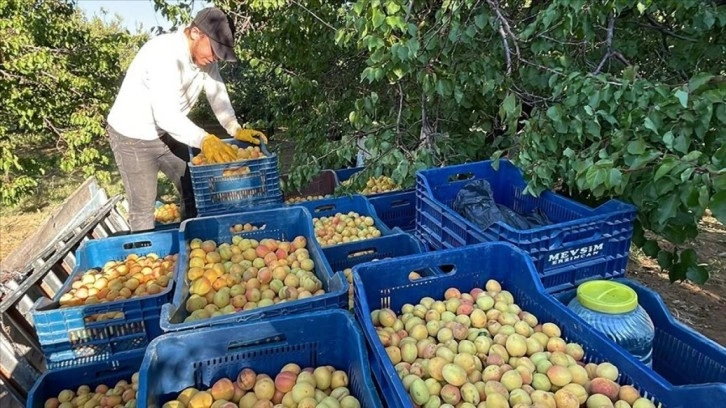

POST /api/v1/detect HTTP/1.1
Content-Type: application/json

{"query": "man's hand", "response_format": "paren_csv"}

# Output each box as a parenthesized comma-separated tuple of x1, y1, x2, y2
(200, 134, 237, 164)
(234, 128, 268, 145)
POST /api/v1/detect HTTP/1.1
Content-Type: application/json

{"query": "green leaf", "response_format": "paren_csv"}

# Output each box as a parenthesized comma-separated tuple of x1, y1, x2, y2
(688, 73, 713, 92)
(397, 44, 409, 61)
(713, 174, 726, 192)
(681, 185, 700, 208)
(679, 248, 708, 283)
(713, 146, 726, 168)
(644, 117, 658, 135)
(632, 221, 646, 247)
(699, 185, 710, 208)
(372, 8, 385, 28)
(642, 240, 660, 258)
(623, 66, 637, 81)
(503, 93, 516, 117)
(682, 151, 702, 162)
(669, 261, 687, 282)
(654, 194, 678, 226)
(710, 191, 726, 224)
(454, 88, 464, 104)
(608, 168, 622, 187)
(385, 16, 406, 30)
(547, 105, 562, 122)
(585, 167, 606, 188)
(702, 10, 715, 29)
(673, 135, 689, 154)
(385, 1, 401, 14)
(675, 89, 688, 108)
(654, 158, 678, 181)
(627, 139, 646, 155)
(657, 250, 674, 269)
(680, 167, 694, 182)
(474, 14, 486, 29)
(687, 264, 709, 284)
(662, 131, 674, 149)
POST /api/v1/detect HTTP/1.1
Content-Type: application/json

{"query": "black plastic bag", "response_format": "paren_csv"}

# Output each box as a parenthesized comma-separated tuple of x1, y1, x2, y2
(452, 179, 551, 231)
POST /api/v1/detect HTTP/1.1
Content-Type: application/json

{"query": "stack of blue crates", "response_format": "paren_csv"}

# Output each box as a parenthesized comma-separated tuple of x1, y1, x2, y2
(27, 230, 180, 408)
(188, 140, 283, 216)
(30, 229, 179, 368)
(25, 157, 725, 408)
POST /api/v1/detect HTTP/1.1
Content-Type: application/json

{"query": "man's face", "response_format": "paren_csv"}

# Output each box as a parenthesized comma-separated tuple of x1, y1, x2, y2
(190, 27, 219, 67)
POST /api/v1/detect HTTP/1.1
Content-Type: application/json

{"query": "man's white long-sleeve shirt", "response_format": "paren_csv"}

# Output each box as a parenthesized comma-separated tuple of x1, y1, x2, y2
(107, 27, 241, 148)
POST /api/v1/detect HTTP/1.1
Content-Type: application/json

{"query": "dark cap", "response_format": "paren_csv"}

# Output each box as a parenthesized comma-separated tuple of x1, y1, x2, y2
(192, 7, 238, 62)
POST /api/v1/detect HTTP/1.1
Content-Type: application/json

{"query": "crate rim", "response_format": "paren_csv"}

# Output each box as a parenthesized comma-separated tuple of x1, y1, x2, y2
(351, 241, 682, 407)
(416, 159, 637, 236)
(160, 205, 348, 332)
(188, 139, 274, 169)
(138, 308, 384, 407)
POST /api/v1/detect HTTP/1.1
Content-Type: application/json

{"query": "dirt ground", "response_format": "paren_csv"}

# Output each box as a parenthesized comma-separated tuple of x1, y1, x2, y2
(627, 214, 726, 346)
(1, 139, 724, 346)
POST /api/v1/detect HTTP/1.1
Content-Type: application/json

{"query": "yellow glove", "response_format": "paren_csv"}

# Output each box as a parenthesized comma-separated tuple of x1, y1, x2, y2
(234, 128, 268, 145)
(200, 134, 237, 164)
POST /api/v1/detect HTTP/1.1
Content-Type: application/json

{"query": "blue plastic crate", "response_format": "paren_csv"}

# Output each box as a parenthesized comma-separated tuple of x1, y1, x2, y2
(416, 159, 637, 292)
(138, 309, 383, 407)
(188, 139, 283, 217)
(160, 206, 347, 332)
(294, 194, 393, 248)
(334, 166, 411, 199)
(351, 242, 715, 408)
(334, 166, 364, 183)
(153, 201, 180, 231)
(31, 230, 179, 368)
(323, 233, 427, 273)
(27, 350, 144, 408)
(282, 169, 339, 204)
(368, 190, 416, 232)
(551, 278, 726, 387)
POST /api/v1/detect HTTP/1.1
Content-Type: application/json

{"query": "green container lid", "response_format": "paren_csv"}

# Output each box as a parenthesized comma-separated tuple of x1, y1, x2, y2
(576, 280, 638, 314)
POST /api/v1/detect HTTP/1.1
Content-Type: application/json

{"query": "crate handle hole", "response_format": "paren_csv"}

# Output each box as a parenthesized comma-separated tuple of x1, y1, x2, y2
(438, 264, 456, 274)
(95, 366, 127, 378)
(409, 269, 435, 281)
(84, 311, 126, 324)
(448, 172, 474, 182)
(228, 335, 287, 351)
(314, 204, 336, 213)
(347, 249, 376, 258)
(122, 241, 151, 249)
(229, 222, 267, 234)
(390, 199, 411, 208)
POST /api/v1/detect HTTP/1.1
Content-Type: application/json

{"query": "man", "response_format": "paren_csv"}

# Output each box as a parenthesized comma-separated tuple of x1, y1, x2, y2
(106, 7, 267, 232)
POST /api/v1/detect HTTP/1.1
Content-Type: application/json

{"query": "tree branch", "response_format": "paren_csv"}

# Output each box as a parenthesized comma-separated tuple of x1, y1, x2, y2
(43, 117, 67, 152)
(611, 51, 631, 66)
(593, 13, 615, 75)
(396, 82, 404, 136)
(644, 14, 697, 42)
(288, 0, 336, 31)
(486, 0, 520, 59)
(497, 25, 513, 75)
(486, 0, 520, 76)
(420, 95, 433, 150)
(520, 58, 565, 76)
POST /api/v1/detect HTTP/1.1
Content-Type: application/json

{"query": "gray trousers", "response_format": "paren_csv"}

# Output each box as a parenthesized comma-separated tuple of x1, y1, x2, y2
(106, 125, 196, 232)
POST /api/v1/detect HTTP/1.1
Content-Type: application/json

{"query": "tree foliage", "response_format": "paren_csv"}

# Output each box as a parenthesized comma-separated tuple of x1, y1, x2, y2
(3, 0, 720, 283)
(154, 0, 725, 283)
(0, 0, 146, 205)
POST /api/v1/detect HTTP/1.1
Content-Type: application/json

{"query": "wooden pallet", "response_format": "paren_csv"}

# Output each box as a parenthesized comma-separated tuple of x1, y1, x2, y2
(0, 178, 131, 406)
